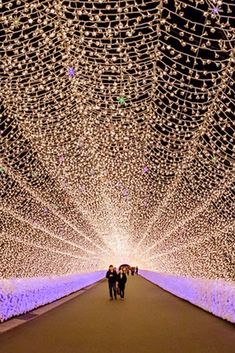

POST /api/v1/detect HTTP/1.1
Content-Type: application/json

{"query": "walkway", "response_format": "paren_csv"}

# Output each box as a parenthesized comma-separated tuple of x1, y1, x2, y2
(0, 275, 234, 353)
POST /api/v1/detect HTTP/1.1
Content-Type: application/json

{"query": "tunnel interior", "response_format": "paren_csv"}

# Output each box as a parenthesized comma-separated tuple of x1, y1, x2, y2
(0, 0, 234, 324)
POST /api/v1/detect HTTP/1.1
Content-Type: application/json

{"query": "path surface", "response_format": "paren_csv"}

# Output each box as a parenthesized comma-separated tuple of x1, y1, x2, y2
(0, 275, 234, 353)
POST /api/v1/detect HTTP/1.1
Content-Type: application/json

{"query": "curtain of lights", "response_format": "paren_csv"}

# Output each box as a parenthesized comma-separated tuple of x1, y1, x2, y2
(0, 0, 234, 280)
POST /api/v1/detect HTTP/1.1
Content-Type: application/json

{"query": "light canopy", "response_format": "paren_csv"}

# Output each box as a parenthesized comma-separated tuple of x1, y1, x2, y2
(0, 0, 234, 280)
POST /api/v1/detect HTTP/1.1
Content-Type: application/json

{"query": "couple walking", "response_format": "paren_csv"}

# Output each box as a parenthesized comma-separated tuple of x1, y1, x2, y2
(106, 265, 127, 300)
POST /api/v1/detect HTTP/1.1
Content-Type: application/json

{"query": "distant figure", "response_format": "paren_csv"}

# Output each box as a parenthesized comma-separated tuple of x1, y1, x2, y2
(106, 265, 118, 300)
(117, 268, 127, 299)
(127, 268, 130, 276)
(135, 266, 138, 275)
(131, 267, 135, 276)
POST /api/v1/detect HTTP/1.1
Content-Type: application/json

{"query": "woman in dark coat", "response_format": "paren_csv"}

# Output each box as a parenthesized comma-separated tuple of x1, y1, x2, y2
(117, 268, 127, 298)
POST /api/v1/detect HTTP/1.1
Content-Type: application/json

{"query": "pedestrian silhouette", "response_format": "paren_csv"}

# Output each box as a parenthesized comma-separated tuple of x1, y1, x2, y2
(106, 265, 118, 300)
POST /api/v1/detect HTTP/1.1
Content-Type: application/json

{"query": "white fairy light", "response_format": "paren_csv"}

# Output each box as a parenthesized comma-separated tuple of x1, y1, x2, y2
(0, 0, 234, 280)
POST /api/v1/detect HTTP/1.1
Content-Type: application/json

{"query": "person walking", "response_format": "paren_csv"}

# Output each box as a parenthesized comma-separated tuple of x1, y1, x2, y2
(106, 265, 118, 300)
(135, 266, 138, 275)
(117, 268, 127, 299)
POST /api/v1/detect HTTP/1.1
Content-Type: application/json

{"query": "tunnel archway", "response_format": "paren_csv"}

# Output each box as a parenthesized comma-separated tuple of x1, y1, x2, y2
(119, 264, 131, 270)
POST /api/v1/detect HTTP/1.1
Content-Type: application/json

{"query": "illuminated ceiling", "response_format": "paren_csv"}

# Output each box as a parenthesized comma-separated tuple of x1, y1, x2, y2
(0, 0, 234, 279)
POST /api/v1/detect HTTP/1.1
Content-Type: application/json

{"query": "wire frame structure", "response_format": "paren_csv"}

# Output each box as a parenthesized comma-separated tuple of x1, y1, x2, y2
(0, 0, 234, 279)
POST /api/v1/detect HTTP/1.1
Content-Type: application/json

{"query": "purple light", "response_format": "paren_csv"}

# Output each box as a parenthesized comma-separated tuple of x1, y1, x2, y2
(140, 270, 235, 324)
(211, 7, 220, 14)
(0, 271, 105, 322)
(68, 67, 75, 77)
(143, 166, 149, 174)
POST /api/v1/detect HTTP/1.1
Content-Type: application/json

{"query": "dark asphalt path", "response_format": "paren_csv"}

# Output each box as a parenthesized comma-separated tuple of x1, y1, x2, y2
(0, 275, 234, 353)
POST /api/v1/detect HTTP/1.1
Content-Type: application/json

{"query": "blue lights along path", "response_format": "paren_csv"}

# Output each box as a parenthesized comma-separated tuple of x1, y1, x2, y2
(0, 271, 105, 322)
(140, 270, 235, 324)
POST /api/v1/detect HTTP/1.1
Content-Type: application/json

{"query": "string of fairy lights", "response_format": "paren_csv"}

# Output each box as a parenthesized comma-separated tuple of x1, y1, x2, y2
(0, 0, 234, 280)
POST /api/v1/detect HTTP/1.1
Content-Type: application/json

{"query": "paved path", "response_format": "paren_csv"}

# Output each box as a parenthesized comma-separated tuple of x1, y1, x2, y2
(0, 275, 234, 353)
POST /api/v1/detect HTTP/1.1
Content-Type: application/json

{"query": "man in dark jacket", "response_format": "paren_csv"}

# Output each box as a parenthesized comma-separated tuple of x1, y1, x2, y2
(117, 268, 127, 299)
(106, 265, 118, 300)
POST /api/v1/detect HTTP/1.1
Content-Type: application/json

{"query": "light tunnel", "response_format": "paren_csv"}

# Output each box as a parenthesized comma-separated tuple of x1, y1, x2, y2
(0, 0, 235, 348)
